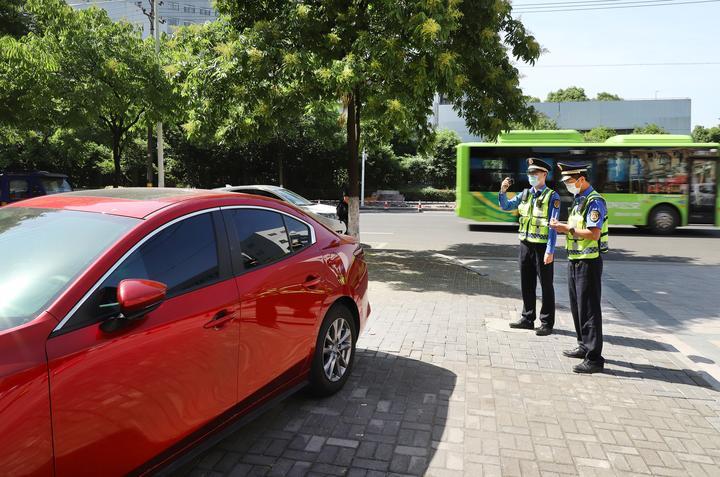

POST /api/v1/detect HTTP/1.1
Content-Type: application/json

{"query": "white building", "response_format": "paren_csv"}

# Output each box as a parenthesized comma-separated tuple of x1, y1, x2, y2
(432, 97, 692, 141)
(68, 0, 219, 37)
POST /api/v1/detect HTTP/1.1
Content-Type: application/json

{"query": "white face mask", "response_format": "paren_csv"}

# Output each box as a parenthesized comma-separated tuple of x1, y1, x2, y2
(528, 175, 540, 187)
(565, 181, 580, 195)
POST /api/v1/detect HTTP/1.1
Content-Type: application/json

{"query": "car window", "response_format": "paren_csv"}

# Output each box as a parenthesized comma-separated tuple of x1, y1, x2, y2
(274, 188, 313, 206)
(226, 209, 291, 270)
(0, 208, 139, 332)
(42, 178, 72, 194)
(8, 179, 31, 200)
(284, 215, 312, 251)
(242, 189, 277, 199)
(67, 213, 220, 331)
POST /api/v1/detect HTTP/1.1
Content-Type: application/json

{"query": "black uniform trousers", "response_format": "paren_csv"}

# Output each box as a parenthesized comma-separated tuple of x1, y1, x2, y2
(568, 257, 604, 364)
(519, 240, 555, 328)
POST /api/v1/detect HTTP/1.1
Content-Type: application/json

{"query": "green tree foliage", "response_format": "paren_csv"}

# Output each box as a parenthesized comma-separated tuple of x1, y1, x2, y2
(0, 0, 174, 186)
(0, 0, 31, 37)
(428, 129, 461, 188)
(584, 126, 617, 142)
(524, 95, 541, 103)
(214, 0, 541, 234)
(546, 86, 588, 102)
(595, 91, 622, 101)
(632, 123, 669, 134)
(691, 125, 720, 143)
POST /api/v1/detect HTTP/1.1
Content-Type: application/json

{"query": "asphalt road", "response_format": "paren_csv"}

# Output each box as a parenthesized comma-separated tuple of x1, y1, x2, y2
(359, 210, 720, 265)
(360, 210, 720, 383)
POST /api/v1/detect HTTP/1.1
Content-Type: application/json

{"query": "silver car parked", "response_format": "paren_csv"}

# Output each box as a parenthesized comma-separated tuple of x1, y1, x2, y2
(216, 185, 347, 234)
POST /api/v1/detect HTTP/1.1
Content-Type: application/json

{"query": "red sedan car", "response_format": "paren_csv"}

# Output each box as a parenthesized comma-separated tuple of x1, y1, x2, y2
(0, 188, 370, 476)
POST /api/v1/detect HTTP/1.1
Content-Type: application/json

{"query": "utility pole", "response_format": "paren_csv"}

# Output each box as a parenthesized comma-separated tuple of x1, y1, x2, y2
(360, 147, 366, 207)
(153, 0, 164, 187)
(140, 0, 165, 187)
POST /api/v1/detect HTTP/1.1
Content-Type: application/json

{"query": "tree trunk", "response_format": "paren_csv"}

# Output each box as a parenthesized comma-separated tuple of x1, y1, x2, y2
(346, 92, 360, 238)
(146, 125, 154, 187)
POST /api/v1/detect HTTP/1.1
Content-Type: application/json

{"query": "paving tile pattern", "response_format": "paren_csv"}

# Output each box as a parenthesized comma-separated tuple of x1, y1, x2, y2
(184, 250, 720, 476)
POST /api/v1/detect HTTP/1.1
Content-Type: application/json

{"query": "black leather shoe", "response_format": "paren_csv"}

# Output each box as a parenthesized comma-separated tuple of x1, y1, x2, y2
(572, 361, 604, 374)
(562, 347, 586, 358)
(535, 326, 552, 336)
(509, 319, 534, 330)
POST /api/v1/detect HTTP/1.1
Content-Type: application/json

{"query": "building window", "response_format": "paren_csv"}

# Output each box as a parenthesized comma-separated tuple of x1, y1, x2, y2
(183, 4, 195, 13)
(183, 20, 193, 26)
(167, 17, 179, 25)
(168, 1, 179, 10)
(199, 7, 211, 15)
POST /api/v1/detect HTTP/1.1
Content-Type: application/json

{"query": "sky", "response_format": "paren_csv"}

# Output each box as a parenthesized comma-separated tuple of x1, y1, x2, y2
(513, 1, 720, 128)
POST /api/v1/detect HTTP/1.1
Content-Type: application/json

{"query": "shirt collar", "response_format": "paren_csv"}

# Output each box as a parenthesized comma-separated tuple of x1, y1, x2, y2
(578, 186, 594, 198)
(532, 184, 547, 195)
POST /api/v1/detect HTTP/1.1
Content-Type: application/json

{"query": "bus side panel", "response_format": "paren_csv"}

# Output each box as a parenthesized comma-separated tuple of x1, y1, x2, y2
(605, 194, 688, 226)
(456, 145, 472, 219)
(455, 146, 518, 223)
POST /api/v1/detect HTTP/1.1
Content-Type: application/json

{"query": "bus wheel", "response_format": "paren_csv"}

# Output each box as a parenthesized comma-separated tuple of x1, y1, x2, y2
(648, 205, 679, 235)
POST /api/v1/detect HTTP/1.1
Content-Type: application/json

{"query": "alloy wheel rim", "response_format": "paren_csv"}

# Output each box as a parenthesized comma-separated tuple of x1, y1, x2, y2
(655, 212, 673, 230)
(323, 317, 352, 382)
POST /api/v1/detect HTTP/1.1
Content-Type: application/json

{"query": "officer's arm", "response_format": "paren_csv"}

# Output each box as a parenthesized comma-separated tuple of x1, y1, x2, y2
(498, 191, 522, 211)
(571, 227, 602, 241)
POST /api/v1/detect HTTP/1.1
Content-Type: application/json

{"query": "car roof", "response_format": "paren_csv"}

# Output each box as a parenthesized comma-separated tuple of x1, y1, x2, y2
(1, 171, 68, 178)
(7, 187, 235, 219)
(217, 185, 283, 192)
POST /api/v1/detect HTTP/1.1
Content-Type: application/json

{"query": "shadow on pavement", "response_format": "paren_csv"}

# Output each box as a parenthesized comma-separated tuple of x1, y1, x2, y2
(184, 350, 456, 476)
(442, 241, 696, 263)
(551, 328, 679, 352)
(605, 359, 716, 389)
(365, 248, 517, 298)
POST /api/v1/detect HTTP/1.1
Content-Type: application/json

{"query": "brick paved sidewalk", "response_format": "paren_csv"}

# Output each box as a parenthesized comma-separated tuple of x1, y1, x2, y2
(186, 250, 720, 477)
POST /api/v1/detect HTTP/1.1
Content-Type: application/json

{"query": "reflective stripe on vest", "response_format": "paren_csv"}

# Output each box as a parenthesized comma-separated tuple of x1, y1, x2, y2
(517, 188, 552, 243)
(566, 190, 609, 260)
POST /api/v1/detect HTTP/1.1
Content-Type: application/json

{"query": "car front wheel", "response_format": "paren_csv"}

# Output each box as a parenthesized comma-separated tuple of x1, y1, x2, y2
(309, 304, 357, 396)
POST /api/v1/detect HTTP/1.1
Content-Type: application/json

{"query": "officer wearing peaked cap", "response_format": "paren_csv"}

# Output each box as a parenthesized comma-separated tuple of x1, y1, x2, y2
(549, 162, 609, 374)
(499, 158, 560, 336)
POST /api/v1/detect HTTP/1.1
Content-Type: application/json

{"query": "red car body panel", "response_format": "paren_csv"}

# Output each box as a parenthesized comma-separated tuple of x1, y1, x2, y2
(0, 313, 57, 477)
(0, 190, 370, 476)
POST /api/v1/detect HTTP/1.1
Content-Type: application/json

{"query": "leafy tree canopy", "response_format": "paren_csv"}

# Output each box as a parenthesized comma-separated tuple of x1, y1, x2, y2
(584, 126, 616, 142)
(595, 91, 622, 101)
(691, 125, 720, 143)
(632, 123, 669, 134)
(546, 86, 588, 102)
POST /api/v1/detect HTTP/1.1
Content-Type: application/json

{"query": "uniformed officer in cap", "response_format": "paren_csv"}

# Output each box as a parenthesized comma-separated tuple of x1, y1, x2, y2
(499, 158, 560, 336)
(549, 162, 609, 373)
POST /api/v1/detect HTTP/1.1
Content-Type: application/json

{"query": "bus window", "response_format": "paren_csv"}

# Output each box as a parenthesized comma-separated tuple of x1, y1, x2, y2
(595, 152, 631, 193)
(631, 149, 688, 194)
(469, 157, 515, 192)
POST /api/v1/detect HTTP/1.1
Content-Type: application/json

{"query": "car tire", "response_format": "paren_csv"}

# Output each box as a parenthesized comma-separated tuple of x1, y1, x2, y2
(309, 304, 357, 397)
(648, 205, 679, 235)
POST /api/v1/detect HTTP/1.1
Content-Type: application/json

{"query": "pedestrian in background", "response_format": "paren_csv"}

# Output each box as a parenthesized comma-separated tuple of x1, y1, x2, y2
(499, 158, 560, 336)
(336, 189, 349, 231)
(550, 162, 609, 374)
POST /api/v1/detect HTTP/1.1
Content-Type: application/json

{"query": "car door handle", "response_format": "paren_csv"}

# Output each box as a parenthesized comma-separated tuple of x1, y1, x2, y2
(203, 310, 236, 330)
(302, 275, 321, 289)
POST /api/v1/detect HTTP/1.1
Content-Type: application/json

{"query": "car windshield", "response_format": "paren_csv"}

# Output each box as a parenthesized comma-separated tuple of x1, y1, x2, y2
(273, 188, 313, 206)
(41, 178, 72, 194)
(0, 208, 139, 332)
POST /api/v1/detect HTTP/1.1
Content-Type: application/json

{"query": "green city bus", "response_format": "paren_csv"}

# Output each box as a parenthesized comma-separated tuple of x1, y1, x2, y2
(456, 130, 720, 234)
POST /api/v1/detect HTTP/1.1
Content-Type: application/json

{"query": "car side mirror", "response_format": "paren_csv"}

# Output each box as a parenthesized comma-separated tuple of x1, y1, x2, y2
(100, 279, 167, 333)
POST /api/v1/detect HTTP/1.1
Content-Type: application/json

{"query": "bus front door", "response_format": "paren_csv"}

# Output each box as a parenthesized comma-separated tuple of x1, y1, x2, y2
(688, 159, 717, 224)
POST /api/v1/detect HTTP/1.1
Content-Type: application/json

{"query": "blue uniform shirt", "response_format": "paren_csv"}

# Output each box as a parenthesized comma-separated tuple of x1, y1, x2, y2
(575, 186, 606, 228)
(499, 184, 560, 255)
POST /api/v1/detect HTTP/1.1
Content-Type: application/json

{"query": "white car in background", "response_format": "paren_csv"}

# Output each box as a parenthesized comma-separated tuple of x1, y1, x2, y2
(216, 185, 347, 234)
